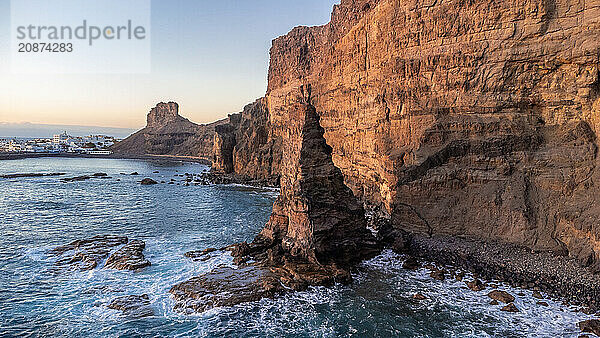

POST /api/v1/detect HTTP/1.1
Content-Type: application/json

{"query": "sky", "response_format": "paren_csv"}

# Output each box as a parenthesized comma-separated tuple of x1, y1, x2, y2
(0, 0, 338, 129)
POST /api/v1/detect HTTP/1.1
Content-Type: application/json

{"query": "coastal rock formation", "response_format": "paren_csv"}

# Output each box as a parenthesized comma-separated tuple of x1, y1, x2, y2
(50, 236, 150, 272)
(50, 235, 128, 271)
(252, 88, 380, 266)
(104, 240, 151, 271)
(111, 102, 227, 161)
(217, 0, 600, 274)
(171, 90, 380, 312)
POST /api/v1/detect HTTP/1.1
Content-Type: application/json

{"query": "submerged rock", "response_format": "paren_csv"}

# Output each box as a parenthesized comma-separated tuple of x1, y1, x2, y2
(61, 175, 93, 182)
(170, 266, 283, 313)
(413, 293, 427, 301)
(488, 290, 515, 304)
(108, 294, 154, 318)
(104, 240, 151, 271)
(0, 173, 65, 179)
(50, 235, 128, 271)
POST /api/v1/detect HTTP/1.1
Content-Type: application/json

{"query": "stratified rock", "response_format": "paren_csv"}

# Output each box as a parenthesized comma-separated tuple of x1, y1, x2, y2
(500, 303, 520, 313)
(579, 320, 600, 336)
(50, 235, 128, 271)
(140, 178, 158, 185)
(108, 294, 154, 318)
(169, 266, 283, 313)
(488, 290, 515, 304)
(104, 240, 151, 271)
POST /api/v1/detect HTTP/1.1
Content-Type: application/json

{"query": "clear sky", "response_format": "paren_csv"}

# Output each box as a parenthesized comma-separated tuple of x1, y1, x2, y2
(0, 0, 338, 129)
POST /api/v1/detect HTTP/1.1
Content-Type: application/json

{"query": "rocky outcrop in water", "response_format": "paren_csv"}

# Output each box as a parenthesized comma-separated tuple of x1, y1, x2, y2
(104, 240, 151, 271)
(50, 235, 150, 272)
(111, 102, 227, 160)
(171, 89, 380, 312)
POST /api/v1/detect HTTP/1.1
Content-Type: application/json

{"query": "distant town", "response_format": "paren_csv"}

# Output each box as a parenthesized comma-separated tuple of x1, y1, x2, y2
(0, 132, 120, 155)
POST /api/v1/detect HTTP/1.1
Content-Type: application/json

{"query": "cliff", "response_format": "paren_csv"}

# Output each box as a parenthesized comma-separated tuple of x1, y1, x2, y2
(111, 102, 227, 160)
(215, 0, 600, 272)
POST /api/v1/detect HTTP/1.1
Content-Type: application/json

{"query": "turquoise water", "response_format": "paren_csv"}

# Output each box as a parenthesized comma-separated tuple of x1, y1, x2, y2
(0, 158, 592, 337)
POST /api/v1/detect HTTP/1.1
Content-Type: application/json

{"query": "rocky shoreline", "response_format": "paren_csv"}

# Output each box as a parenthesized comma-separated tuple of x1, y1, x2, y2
(399, 233, 600, 312)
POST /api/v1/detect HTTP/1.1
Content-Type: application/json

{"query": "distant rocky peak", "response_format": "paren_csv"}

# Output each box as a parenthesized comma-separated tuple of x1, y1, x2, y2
(147, 102, 181, 128)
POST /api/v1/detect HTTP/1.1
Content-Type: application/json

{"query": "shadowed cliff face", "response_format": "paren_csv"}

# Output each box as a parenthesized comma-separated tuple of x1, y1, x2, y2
(217, 0, 600, 270)
(255, 86, 379, 266)
(111, 102, 227, 160)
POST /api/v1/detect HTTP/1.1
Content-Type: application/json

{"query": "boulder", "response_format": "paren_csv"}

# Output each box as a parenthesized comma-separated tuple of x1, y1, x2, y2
(140, 178, 158, 185)
(488, 290, 515, 304)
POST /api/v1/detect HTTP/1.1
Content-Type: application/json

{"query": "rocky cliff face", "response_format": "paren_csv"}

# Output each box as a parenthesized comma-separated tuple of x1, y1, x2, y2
(111, 102, 227, 160)
(220, 0, 600, 271)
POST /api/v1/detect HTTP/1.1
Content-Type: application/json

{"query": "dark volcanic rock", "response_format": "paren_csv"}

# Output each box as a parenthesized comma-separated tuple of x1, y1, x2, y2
(50, 235, 128, 271)
(92, 173, 108, 177)
(140, 178, 158, 185)
(108, 294, 154, 318)
(488, 290, 515, 304)
(169, 266, 283, 313)
(104, 240, 151, 271)
(430, 269, 446, 281)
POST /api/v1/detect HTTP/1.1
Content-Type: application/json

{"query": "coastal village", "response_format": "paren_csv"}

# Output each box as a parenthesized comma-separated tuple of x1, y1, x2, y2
(0, 131, 118, 155)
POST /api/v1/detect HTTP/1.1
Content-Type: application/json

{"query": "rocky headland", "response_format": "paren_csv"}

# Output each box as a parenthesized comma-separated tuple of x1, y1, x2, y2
(110, 102, 228, 161)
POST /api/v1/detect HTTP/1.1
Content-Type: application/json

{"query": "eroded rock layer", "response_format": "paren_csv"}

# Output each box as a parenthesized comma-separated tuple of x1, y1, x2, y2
(221, 0, 600, 270)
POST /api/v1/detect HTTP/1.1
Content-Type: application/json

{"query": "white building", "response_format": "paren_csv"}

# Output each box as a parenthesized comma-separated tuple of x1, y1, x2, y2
(53, 132, 70, 145)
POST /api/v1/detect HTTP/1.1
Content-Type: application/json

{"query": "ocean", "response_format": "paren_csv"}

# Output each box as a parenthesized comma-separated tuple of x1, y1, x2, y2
(0, 158, 591, 337)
